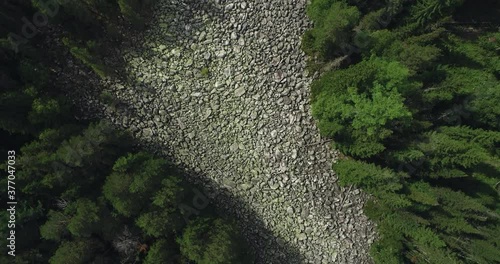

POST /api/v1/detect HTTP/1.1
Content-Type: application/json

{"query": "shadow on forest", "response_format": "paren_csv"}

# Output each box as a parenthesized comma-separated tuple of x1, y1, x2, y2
(93, 1, 306, 262)
(106, 0, 225, 84)
(146, 140, 305, 264)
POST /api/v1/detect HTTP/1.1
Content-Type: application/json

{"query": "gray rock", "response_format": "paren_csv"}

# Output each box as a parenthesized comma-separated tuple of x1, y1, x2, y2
(199, 31, 206, 41)
(215, 50, 226, 58)
(230, 143, 239, 152)
(225, 3, 234, 11)
(240, 183, 252, 190)
(238, 37, 245, 46)
(291, 149, 297, 159)
(234, 88, 246, 97)
(142, 128, 153, 138)
(171, 48, 181, 57)
(203, 52, 211, 60)
(269, 182, 279, 190)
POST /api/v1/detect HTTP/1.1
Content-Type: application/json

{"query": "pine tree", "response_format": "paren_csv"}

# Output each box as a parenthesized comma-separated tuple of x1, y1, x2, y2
(103, 152, 169, 217)
(178, 217, 254, 264)
(49, 239, 103, 264)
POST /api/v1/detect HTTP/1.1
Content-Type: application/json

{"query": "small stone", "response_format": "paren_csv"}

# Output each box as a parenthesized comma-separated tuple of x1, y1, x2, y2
(240, 2, 247, 9)
(230, 143, 239, 152)
(215, 50, 226, 58)
(291, 149, 297, 159)
(274, 71, 285, 82)
(204, 108, 212, 118)
(203, 52, 211, 60)
(240, 183, 252, 190)
(171, 49, 181, 57)
(238, 37, 245, 46)
(270, 130, 277, 138)
(301, 208, 310, 219)
(225, 3, 234, 11)
(234, 88, 246, 97)
(287, 206, 294, 215)
(191, 92, 202, 97)
(231, 32, 238, 40)
(297, 233, 307, 241)
(198, 31, 206, 41)
(269, 182, 279, 190)
(142, 128, 153, 138)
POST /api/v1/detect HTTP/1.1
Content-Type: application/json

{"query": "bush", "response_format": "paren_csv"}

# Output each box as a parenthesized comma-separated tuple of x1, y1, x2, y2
(200, 67, 209, 77)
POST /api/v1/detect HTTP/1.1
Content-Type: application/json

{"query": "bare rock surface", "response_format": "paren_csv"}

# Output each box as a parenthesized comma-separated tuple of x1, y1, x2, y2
(56, 0, 376, 263)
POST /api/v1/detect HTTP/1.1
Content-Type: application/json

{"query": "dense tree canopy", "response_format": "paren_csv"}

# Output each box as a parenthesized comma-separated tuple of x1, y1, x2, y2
(305, 0, 500, 262)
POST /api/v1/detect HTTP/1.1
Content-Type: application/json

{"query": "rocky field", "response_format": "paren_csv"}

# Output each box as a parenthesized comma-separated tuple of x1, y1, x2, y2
(58, 0, 376, 263)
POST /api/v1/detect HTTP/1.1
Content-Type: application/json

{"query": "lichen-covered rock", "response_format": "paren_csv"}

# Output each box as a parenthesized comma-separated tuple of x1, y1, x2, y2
(55, 0, 376, 263)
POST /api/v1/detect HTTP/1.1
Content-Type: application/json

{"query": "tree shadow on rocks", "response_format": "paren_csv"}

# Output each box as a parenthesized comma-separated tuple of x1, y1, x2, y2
(145, 140, 305, 264)
(107, 0, 225, 84)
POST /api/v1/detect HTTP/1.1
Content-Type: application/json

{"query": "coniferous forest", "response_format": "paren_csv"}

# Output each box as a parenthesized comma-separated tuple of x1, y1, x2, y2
(0, 0, 499, 263)
(303, 0, 500, 263)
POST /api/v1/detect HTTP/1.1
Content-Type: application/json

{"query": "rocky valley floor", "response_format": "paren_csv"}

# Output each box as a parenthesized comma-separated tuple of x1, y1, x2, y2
(57, 0, 376, 263)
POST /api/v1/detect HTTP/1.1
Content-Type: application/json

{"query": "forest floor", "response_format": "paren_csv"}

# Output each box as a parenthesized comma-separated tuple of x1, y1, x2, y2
(54, 0, 376, 263)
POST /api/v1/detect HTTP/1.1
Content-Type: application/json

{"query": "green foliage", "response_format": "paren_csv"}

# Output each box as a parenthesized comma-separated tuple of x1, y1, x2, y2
(312, 58, 414, 157)
(136, 207, 183, 237)
(334, 159, 403, 195)
(28, 97, 70, 127)
(103, 152, 169, 217)
(410, 0, 465, 26)
(303, 1, 361, 60)
(178, 217, 254, 264)
(153, 176, 184, 208)
(17, 121, 129, 199)
(66, 199, 101, 238)
(117, 0, 144, 27)
(62, 37, 110, 78)
(200, 67, 209, 77)
(0, 89, 34, 134)
(1, 2, 250, 264)
(40, 210, 69, 241)
(303, 0, 500, 262)
(358, 9, 385, 32)
(18, 59, 49, 87)
(143, 239, 176, 264)
(49, 239, 102, 264)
